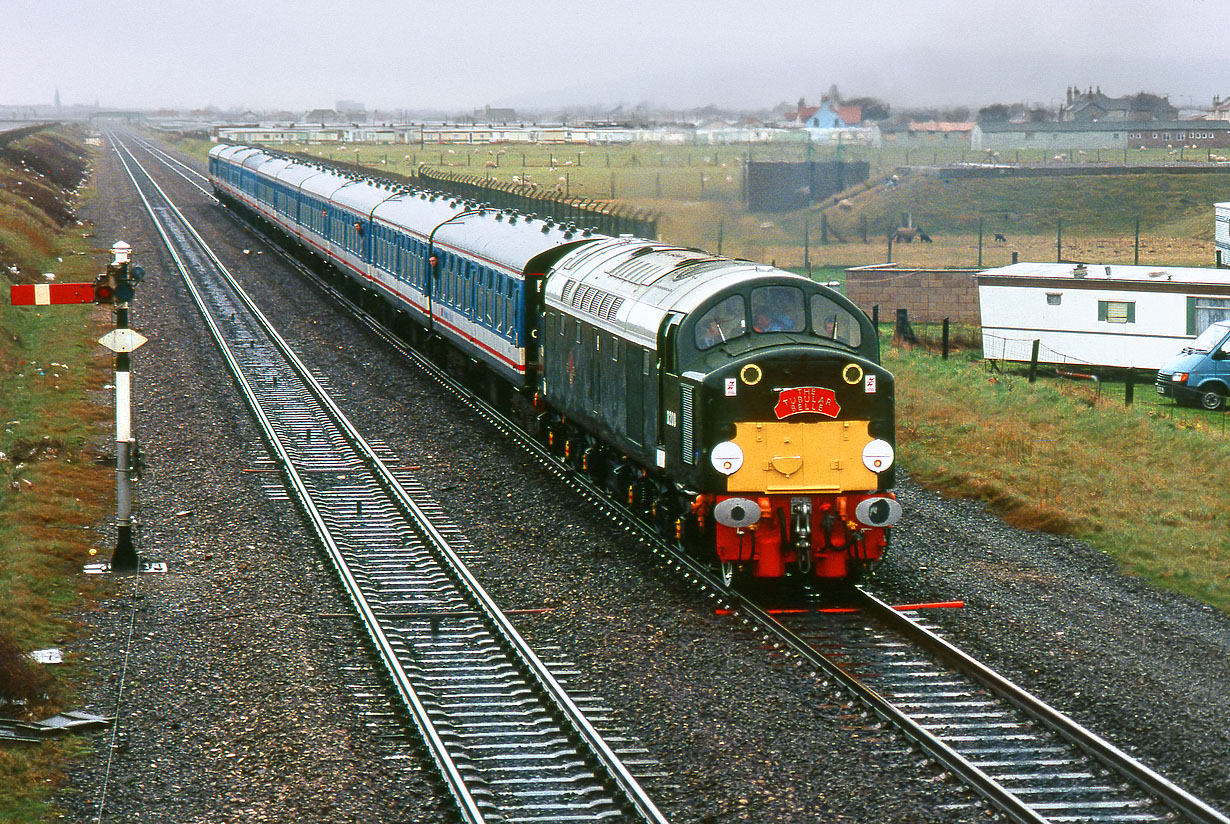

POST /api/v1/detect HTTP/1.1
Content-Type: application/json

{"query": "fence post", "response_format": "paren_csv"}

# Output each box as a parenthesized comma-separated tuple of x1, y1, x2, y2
(1028, 339, 1040, 383)
(942, 318, 950, 360)
(1134, 217, 1140, 265)
(872, 304, 879, 330)
(1056, 218, 1063, 262)
(894, 309, 918, 346)
(1125, 377, 1135, 406)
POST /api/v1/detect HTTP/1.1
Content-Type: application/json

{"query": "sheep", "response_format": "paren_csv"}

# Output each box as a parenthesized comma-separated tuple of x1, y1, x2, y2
(837, 198, 854, 210)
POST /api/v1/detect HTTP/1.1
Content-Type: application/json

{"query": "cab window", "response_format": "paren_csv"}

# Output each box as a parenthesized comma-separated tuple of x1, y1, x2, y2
(694, 295, 747, 350)
(810, 293, 862, 348)
(751, 286, 806, 333)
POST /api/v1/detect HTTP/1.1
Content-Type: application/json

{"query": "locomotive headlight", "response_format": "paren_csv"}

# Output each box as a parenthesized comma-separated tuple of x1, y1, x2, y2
(862, 439, 894, 473)
(715, 497, 763, 528)
(855, 496, 903, 528)
(710, 441, 744, 475)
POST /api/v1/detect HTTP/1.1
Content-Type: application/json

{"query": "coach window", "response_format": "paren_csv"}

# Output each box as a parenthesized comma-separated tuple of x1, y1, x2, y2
(751, 286, 806, 333)
(694, 295, 746, 350)
(1046, 292, 1062, 306)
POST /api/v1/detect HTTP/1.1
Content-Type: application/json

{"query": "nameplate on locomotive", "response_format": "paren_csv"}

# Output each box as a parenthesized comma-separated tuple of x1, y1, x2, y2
(774, 386, 840, 419)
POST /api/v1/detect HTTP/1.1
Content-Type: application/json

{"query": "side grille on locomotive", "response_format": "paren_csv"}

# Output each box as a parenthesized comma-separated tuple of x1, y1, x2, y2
(681, 383, 695, 464)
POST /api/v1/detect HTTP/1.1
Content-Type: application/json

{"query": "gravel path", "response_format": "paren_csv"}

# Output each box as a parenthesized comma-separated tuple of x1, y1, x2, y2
(54, 135, 1230, 823)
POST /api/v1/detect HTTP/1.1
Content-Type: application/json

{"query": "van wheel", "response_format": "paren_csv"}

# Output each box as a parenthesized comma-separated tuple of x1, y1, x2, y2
(1199, 388, 1226, 411)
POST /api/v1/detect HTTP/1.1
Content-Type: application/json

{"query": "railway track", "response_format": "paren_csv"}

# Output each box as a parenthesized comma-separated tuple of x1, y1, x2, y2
(108, 131, 670, 824)
(134, 134, 1230, 824)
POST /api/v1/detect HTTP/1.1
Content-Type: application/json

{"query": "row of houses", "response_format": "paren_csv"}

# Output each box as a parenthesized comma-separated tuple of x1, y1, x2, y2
(212, 122, 805, 146)
(213, 118, 1230, 151)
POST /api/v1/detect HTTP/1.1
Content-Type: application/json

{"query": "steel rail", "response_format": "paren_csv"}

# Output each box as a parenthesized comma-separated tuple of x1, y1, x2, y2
(112, 132, 669, 824)
(285, 256, 1227, 824)
(109, 134, 488, 822)
(858, 588, 1230, 824)
(149, 131, 1229, 824)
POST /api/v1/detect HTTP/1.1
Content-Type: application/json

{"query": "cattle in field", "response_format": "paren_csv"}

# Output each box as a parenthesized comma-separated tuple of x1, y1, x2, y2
(994, 233, 1007, 243)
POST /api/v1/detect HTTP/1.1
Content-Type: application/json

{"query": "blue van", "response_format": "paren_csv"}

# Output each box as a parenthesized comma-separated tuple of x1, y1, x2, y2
(1155, 319, 1230, 411)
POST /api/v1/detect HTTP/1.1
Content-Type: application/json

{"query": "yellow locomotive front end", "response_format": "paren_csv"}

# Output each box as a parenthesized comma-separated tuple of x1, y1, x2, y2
(671, 283, 899, 583)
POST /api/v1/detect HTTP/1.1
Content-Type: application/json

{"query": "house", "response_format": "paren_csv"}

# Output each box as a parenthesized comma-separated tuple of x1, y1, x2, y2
(804, 99, 862, 130)
(304, 108, 342, 125)
(973, 120, 1132, 151)
(1060, 87, 1178, 122)
(877, 121, 974, 148)
(978, 262, 1230, 369)
(1209, 97, 1230, 121)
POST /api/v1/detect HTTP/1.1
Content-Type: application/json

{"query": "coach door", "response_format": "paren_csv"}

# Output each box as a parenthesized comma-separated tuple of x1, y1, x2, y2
(656, 312, 684, 471)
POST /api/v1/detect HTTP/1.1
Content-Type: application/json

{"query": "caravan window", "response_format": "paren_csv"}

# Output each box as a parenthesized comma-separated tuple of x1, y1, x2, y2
(1098, 300, 1135, 324)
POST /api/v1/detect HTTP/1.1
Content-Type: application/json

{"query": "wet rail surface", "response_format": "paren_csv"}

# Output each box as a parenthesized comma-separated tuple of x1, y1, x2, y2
(109, 131, 669, 824)
(765, 589, 1230, 824)
(130, 132, 1230, 824)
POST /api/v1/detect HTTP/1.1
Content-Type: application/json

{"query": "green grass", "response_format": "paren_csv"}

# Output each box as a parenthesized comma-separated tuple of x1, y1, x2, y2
(885, 335, 1230, 612)
(0, 127, 113, 823)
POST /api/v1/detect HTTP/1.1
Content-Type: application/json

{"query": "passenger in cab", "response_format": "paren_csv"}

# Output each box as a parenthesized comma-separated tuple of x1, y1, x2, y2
(751, 286, 805, 333)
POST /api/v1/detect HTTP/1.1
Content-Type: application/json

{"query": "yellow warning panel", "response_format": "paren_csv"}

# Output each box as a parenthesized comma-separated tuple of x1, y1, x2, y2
(725, 420, 878, 493)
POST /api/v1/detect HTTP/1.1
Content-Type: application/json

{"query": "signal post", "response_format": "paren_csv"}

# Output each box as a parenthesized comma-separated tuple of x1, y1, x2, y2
(99, 242, 145, 571)
(8, 241, 157, 573)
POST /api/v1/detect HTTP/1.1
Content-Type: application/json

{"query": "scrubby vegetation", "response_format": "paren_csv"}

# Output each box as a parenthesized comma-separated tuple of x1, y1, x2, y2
(0, 125, 110, 822)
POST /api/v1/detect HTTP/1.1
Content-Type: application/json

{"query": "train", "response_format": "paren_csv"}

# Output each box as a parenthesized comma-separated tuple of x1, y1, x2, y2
(208, 143, 900, 584)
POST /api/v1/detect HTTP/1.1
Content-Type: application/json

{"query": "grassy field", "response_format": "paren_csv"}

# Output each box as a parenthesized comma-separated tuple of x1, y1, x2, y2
(171, 135, 1227, 269)
(0, 128, 113, 823)
(305, 142, 1225, 269)
(885, 332, 1230, 612)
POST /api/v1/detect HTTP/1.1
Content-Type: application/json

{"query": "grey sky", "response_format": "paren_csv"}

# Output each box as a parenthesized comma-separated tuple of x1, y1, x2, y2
(7, 0, 1229, 112)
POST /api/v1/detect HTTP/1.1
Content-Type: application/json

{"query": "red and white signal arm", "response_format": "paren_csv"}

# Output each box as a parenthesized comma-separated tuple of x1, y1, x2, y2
(10, 283, 95, 305)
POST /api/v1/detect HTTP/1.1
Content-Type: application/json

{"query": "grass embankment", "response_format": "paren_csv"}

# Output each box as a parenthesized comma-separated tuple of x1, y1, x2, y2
(887, 337, 1230, 612)
(0, 126, 112, 822)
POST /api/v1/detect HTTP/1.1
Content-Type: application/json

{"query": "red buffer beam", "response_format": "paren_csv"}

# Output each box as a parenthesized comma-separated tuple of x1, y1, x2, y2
(10, 283, 96, 305)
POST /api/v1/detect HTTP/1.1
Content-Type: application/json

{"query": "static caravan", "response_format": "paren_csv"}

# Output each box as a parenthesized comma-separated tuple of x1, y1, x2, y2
(1217, 202, 1230, 267)
(978, 262, 1230, 369)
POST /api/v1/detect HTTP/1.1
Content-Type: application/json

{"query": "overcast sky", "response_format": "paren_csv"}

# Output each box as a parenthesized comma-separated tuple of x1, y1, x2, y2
(6, 0, 1229, 113)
